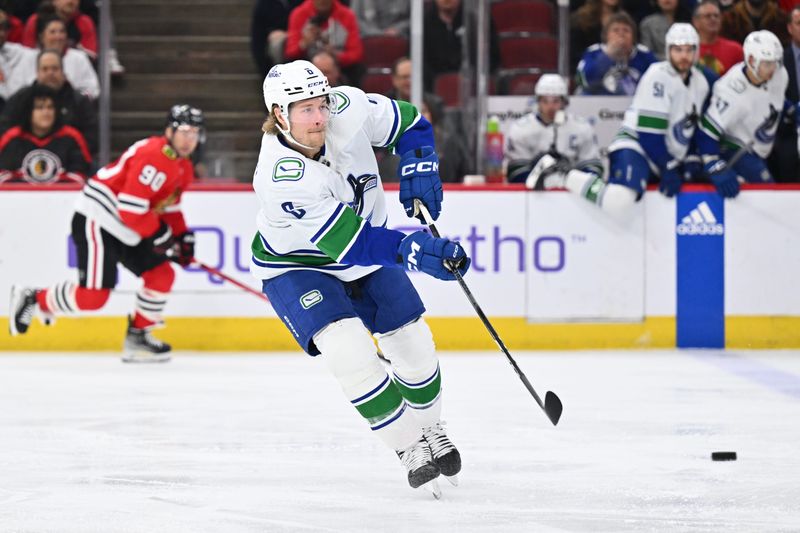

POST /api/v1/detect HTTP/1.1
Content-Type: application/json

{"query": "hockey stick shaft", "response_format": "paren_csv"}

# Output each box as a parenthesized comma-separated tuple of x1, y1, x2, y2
(192, 260, 270, 302)
(414, 201, 562, 425)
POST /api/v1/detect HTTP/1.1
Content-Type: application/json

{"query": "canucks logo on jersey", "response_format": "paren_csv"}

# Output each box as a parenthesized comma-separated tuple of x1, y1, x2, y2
(755, 104, 779, 144)
(346, 173, 378, 217)
(672, 108, 698, 147)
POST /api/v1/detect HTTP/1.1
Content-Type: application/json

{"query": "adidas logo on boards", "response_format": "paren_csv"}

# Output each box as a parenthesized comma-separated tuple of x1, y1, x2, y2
(676, 201, 724, 236)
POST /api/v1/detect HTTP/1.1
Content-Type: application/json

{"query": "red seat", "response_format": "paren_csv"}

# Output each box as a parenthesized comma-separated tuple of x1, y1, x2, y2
(434, 73, 461, 107)
(434, 73, 496, 107)
(361, 35, 409, 68)
(499, 36, 558, 69)
(492, 0, 554, 34)
(507, 72, 543, 95)
(360, 71, 394, 95)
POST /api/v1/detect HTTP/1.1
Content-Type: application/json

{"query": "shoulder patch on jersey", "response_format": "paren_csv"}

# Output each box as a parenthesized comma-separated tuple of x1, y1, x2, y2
(331, 90, 351, 114)
(162, 144, 177, 160)
(273, 157, 305, 181)
(729, 77, 746, 94)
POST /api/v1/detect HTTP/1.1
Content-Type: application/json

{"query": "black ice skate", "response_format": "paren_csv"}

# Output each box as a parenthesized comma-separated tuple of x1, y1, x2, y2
(397, 437, 441, 498)
(122, 318, 171, 363)
(423, 421, 461, 486)
(8, 285, 38, 336)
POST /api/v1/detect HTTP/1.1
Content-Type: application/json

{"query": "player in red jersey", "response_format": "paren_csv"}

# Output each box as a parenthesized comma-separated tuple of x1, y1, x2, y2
(8, 104, 204, 363)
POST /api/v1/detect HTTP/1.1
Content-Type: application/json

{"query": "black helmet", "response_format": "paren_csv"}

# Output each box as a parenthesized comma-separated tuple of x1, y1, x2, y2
(166, 104, 204, 130)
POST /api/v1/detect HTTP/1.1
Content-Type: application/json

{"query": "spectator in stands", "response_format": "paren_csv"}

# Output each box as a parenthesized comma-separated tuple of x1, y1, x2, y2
(722, 0, 789, 44)
(284, 0, 364, 84)
(36, 15, 98, 99)
(0, 7, 37, 110)
(386, 57, 444, 113)
(576, 12, 658, 95)
(311, 49, 347, 86)
(694, 0, 744, 75)
(768, 5, 800, 181)
(0, 84, 90, 184)
(423, 0, 500, 92)
(0, 0, 24, 43)
(350, 0, 410, 37)
(0, 50, 98, 155)
(570, 0, 623, 73)
(23, 0, 97, 59)
(250, 0, 304, 79)
(640, 0, 692, 59)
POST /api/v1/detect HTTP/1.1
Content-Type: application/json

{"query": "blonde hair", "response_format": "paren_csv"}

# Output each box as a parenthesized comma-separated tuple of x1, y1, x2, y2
(262, 104, 285, 135)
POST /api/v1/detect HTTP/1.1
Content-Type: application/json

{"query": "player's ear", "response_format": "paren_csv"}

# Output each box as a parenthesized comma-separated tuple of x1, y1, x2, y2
(164, 126, 173, 139)
(274, 106, 288, 130)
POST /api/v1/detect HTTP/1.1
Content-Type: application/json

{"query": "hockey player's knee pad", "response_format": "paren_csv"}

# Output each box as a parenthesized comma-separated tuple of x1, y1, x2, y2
(377, 318, 437, 375)
(314, 318, 384, 390)
(74, 287, 111, 310)
(141, 261, 175, 293)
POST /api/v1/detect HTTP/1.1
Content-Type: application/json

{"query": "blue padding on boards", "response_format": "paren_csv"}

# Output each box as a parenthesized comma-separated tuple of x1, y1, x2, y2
(676, 193, 725, 348)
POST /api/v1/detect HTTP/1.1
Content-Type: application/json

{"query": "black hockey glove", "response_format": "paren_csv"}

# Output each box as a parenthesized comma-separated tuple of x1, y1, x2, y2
(143, 221, 175, 257)
(172, 231, 195, 267)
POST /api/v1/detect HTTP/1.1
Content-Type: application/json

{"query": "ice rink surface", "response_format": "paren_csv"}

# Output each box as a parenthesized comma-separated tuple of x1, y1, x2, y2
(1, 350, 799, 533)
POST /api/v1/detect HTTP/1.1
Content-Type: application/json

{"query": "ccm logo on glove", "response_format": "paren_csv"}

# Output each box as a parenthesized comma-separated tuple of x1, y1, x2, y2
(406, 241, 421, 270)
(401, 161, 439, 176)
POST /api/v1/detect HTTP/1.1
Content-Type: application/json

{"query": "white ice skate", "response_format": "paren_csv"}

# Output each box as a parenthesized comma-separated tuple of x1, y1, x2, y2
(397, 437, 441, 499)
(423, 421, 461, 487)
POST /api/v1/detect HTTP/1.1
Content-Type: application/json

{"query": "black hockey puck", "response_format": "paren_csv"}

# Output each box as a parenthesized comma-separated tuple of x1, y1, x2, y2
(711, 451, 737, 461)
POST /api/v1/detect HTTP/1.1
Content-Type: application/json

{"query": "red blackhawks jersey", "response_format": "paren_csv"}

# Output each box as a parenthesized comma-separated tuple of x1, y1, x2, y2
(74, 136, 194, 246)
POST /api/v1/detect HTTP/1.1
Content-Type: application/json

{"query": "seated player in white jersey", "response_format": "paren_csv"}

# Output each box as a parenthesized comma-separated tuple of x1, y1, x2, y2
(505, 73, 602, 189)
(252, 60, 471, 496)
(531, 23, 710, 213)
(8, 105, 203, 363)
(695, 30, 787, 198)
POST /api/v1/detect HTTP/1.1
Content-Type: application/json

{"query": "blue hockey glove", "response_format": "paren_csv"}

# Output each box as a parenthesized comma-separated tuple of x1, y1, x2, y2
(397, 231, 470, 281)
(398, 146, 443, 221)
(658, 167, 682, 198)
(705, 159, 740, 198)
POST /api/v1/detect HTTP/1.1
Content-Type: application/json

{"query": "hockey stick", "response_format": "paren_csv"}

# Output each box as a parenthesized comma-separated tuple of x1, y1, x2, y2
(191, 260, 270, 302)
(414, 200, 563, 426)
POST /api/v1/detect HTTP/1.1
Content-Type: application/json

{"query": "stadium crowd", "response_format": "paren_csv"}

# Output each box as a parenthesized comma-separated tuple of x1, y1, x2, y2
(2, 0, 800, 185)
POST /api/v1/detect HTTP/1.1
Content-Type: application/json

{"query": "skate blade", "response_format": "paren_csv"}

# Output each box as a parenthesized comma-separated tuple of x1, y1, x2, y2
(421, 479, 441, 499)
(121, 352, 171, 364)
(444, 474, 459, 487)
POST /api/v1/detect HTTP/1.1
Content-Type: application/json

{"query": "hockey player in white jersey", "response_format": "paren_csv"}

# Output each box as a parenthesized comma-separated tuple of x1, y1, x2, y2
(532, 23, 710, 212)
(696, 30, 787, 198)
(505, 74, 603, 188)
(252, 60, 470, 497)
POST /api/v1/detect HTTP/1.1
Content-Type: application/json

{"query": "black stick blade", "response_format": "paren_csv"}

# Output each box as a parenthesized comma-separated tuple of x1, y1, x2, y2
(544, 391, 563, 426)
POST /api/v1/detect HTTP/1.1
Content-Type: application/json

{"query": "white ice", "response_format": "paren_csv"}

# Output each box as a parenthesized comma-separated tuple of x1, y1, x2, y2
(1, 350, 799, 532)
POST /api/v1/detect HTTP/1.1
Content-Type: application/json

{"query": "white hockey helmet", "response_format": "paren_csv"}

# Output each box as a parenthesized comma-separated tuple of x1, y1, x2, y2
(534, 74, 568, 99)
(262, 60, 331, 118)
(743, 30, 783, 80)
(665, 23, 699, 60)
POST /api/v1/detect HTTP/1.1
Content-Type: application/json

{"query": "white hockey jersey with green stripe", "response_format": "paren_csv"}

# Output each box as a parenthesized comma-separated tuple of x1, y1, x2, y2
(250, 86, 419, 281)
(609, 61, 709, 165)
(700, 63, 788, 159)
